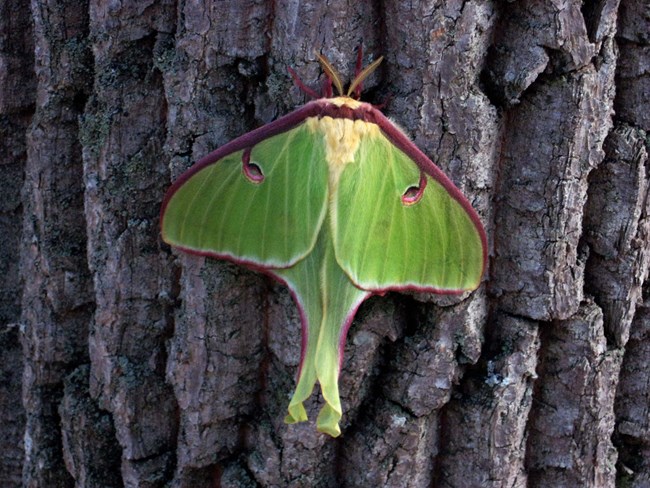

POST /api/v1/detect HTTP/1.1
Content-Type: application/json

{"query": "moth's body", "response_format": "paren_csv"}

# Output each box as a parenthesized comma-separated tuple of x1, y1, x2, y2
(304, 98, 382, 190)
(161, 56, 487, 437)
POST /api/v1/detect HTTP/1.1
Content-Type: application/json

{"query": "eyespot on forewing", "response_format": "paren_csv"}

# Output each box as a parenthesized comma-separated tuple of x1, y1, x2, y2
(401, 172, 427, 205)
(242, 147, 265, 183)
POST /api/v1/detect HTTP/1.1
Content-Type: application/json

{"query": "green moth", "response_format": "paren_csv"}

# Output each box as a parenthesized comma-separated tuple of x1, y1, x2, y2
(161, 52, 487, 437)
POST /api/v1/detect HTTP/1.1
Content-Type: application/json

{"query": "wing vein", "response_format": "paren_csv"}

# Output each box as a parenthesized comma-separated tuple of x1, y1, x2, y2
(283, 131, 291, 259)
(178, 162, 215, 243)
(382, 143, 401, 284)
(198, 161, 233, 248)
(358, 140, 389, 285)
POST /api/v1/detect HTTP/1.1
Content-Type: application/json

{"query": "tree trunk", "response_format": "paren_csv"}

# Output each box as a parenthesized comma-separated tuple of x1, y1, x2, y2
(1, 0, 648, 486)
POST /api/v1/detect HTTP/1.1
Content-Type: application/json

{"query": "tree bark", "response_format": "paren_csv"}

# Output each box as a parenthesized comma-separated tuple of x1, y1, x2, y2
(1, 0, 648, 486)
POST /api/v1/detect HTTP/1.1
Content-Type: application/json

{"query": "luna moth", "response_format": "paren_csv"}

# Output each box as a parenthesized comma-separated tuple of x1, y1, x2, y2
(161, 52, 487, 437)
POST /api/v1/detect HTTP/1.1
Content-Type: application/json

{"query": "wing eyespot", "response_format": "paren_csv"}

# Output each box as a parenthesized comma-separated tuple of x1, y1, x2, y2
(242, 147, 265, 184)
(401, 172, 427, 206)
(243, 161, 265, 183)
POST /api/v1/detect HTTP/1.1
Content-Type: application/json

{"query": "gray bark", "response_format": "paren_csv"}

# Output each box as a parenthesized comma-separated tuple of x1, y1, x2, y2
(0, 0, 33, 486)
(1, 0, 649, 486)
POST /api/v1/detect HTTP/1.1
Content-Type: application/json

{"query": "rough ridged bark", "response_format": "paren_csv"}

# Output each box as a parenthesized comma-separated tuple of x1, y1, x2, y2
(19, 1, 94, 486)
(0, 0, 33, 484)
(1, 0, 649, 487)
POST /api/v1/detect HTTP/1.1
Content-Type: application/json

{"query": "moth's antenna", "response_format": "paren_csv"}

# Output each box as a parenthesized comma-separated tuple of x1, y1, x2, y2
(347, 56, 383, 98)
(316, 52, 344, 97)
